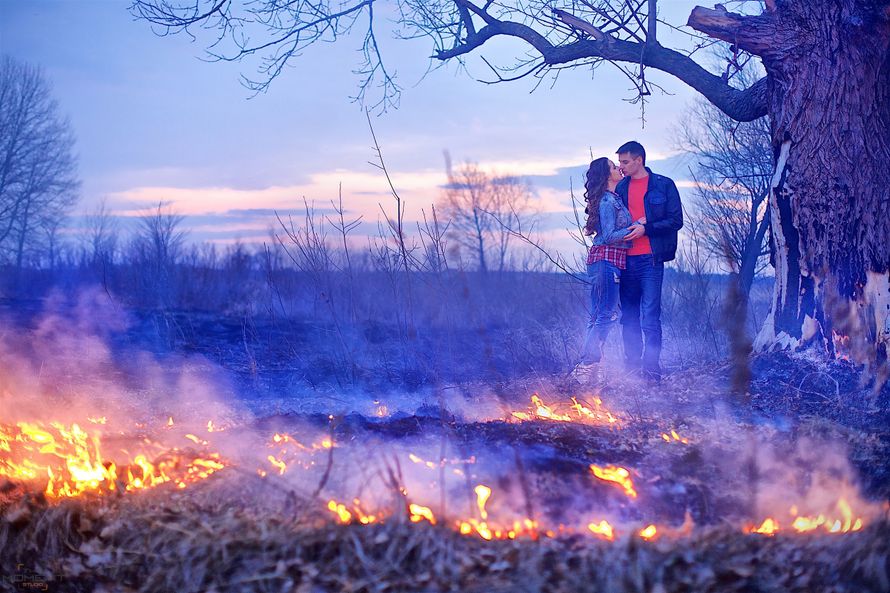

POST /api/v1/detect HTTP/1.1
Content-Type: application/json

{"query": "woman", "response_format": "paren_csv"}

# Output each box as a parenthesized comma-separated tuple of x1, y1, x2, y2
(571, 158, 634, 383)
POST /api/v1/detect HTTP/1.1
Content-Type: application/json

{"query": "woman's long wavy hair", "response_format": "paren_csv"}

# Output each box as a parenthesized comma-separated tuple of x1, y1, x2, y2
(584, 157, 611, 235)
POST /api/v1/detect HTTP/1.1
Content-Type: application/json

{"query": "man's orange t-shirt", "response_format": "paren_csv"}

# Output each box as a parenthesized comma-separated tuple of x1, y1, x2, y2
(627, 176, 652, 256)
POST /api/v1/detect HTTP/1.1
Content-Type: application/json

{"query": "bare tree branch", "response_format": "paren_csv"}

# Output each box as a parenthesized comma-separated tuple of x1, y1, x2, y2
(130, 0, 769, 119)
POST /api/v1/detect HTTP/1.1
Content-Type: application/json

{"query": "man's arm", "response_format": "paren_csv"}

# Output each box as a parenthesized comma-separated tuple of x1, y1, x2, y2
(644, 178, 683, 236)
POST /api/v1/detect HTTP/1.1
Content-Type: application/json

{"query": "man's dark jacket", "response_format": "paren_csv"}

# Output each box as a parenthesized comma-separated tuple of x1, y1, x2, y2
(614, 167, 683, 263)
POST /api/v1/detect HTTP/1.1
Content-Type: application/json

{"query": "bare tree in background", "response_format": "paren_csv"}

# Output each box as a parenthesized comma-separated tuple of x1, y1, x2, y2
(439, 158, 536, 272)
(676, 65, 772, 300)
(0, 56, 79, 278)
(131, 203, 188, 307)
(83, 199, 120, 269)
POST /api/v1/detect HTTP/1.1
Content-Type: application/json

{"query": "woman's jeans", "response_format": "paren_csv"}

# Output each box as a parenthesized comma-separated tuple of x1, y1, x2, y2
(580, 260, 621, 364)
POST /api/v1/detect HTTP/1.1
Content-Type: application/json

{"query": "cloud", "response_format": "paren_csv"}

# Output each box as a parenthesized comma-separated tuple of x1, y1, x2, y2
(93, 151, 695, 250)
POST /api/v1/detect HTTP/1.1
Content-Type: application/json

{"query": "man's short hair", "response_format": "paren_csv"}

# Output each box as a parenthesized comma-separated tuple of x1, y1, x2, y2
(617, 141, 646, 165)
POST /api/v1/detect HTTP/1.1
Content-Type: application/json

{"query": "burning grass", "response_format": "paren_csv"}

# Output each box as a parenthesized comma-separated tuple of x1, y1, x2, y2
(1, 484, 888, 593)
(1, 342, 889, 592)
(2, 383, 888, 592)
(0, 420, 228, 499)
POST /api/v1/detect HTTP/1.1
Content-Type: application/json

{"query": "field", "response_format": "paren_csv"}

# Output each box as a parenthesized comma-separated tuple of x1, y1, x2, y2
(1, 268, 888, 592)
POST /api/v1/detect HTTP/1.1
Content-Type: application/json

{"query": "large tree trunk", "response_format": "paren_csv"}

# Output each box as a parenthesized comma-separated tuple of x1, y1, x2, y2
(693, 1, 890, 366)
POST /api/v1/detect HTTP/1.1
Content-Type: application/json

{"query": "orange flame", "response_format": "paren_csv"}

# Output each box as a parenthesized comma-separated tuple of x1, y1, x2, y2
(570, 397, 619, 425)
(751, 518, 779, 535)
(752, 498, 866, 535)
(326, 498, 379, 525)
(0, 421, 227, 498)
(475, 484, 492, 520)
(588, 520, 615, 541)
(590, 464, 638, 498)
(327, 500, 353, 523)
(352, 499, 378, 525)
(529, 394, 572, 421)
(409, 503, 436, 525)
(456, 486, 537, 540)
(639, 524, 657, 540)
(511, 394, 619, 425)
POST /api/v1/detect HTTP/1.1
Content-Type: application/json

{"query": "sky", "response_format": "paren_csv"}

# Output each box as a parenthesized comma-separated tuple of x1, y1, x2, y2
(0, 0, 711, 256)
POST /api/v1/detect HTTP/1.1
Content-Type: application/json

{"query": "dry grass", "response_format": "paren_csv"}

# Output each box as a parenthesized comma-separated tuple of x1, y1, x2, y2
(2, 476, 888, 593)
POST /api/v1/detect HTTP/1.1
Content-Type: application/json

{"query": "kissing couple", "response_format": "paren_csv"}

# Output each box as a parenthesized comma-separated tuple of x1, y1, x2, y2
(572, 141, 683, 386)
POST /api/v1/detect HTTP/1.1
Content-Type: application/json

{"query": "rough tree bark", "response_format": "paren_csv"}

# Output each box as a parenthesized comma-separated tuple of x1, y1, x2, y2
(688, 2, 890, 364)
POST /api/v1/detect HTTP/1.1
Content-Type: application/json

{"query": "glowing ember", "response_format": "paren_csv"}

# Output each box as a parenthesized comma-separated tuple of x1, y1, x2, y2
(328, 500, 353, 523)
(0, 421, 227, 498)
(661, 429, 688, 444)
(408, 453, 476, 471)
(270, 433, 333, 452)
(409, 453, 437, 469)
(267, 455, 287, 475)
(590, 464, 638, 498)
(184, 434, 209, 445)
(352, 499, 378, 524)
(588, 520, 615, 541)
(639, 524, 657, 540)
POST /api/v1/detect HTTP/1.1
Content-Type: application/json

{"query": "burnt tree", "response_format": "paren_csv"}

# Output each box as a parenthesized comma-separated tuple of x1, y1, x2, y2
(131, 0, 890, 364)
(687, 3, 890, 364)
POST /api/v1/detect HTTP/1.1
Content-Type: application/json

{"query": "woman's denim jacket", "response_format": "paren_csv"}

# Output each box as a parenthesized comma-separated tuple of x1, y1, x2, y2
(587, 191, 633, 249)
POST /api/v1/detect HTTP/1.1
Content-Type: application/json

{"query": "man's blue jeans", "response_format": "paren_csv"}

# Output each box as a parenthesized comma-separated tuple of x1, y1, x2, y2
(619, 254, 664, 374)
(580, 260, 621, 364)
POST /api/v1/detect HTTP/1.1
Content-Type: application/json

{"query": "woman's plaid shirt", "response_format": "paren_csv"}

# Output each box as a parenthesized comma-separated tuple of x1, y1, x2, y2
(587, 244, 627, 269)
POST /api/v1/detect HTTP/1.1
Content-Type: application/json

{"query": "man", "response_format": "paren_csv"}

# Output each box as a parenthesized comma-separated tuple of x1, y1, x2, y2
(614, 141, 683, 383)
